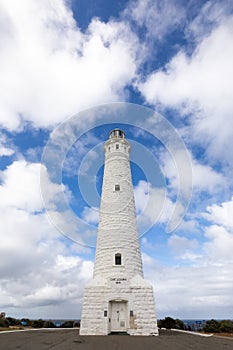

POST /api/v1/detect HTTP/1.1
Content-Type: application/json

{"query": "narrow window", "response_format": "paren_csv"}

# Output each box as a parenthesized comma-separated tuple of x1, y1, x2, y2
(108, 146, 110, 151)
(104, 310, 107, 317)
(115, 184, 120, 191)
(115, 253, 122, 265)
(116, 144, 119, 149)
(130, 310, 134, 317)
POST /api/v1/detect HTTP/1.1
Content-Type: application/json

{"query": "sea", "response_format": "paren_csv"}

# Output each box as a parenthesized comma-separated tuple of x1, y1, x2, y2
(182, 319, 207, 331)
(46, 319, 80, 327)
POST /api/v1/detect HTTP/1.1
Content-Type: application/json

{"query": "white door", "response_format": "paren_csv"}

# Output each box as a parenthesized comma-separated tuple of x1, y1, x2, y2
(110, 301, 127, 332)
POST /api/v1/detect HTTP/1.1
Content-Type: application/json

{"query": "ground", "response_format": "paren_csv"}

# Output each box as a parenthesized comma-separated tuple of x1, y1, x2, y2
(213, 332, 233, 339)
(0, 329, 233, 350)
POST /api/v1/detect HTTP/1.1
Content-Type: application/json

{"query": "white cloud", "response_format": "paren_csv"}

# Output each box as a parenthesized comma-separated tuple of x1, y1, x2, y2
(142, 252, 233, 319)
(201, 198, 233, 263)
(0, 208, 60, 277)
(141, 196, 233, 318)
(134, 179, 149, 213)
(0, 160, 61, 212)
(186, 0, 233, 42)
(0, 158, 94, 317)
(192, 160, 227, 194)
(0, 0, 139, 130)
(168, 234, 199, 256)
(176, 218, 199, 234)
(134, 178, 197, 234)
(139, 15, 233, 166)
(22, 255, 93, 308)
(0, 238, 93, 315)
(78, 149, 99, 176)
(134, 180, 173, 230)
(0, 146, 14, 157)
(0, 132, 15, 156)
(0, 160, 62, 266)
(160, 149, 226, 196)
(139, 19, 233, 112)
(125, 0, 186, 40)
(204, 225, 233, 263)
(82, 206, 99, 224)
(203, 197, 233, 229)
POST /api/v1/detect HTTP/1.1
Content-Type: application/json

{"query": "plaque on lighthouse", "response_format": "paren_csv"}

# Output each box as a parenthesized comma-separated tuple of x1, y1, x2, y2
(80, 128, 159, 336)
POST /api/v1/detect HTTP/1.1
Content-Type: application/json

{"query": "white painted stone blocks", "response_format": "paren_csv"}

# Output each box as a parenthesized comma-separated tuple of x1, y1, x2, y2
(80, 130, 158, 336)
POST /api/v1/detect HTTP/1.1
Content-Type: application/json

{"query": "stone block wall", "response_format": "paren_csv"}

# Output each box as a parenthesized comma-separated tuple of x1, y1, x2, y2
(80, 276, 159, 336)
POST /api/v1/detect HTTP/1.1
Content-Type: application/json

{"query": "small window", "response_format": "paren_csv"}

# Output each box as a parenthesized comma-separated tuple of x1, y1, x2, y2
(108, 146, 110, 151)
(115, 253, 122, 265)
(104, 310, 107, 317)
(115, 184, 120, 191)
(116, 144, 119, 149)
(130, 310, 134, 317)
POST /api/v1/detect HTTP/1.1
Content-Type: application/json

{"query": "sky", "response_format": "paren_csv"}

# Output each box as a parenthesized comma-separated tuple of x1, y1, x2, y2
(0, 0, 233, 320)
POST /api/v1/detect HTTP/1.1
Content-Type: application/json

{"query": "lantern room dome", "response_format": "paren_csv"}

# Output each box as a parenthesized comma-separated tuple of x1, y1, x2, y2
(109, 128, 125, 139)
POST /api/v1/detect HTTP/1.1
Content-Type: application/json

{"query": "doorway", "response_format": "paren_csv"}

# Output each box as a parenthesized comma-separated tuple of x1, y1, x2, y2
(110, 300, 128, 332)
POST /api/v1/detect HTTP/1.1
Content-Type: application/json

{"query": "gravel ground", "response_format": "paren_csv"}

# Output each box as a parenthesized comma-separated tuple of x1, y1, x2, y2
(0, 329, 232, 350)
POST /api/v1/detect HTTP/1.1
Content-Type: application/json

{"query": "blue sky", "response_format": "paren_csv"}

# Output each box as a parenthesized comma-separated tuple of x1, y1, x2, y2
(0, 0, 233, 320)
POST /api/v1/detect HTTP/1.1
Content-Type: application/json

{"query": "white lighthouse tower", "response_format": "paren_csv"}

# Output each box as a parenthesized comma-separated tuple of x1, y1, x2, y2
(80, 129, 159, 336)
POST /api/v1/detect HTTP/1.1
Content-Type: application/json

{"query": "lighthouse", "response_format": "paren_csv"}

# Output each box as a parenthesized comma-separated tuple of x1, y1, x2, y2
(80, 129, 159, 336)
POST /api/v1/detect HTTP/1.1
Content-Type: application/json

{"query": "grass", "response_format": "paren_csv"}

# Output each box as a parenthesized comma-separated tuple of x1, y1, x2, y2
(0, 327, 24, 332)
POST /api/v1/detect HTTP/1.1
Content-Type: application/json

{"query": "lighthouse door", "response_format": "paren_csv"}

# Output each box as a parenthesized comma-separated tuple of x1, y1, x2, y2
(110, 301, 127, 332)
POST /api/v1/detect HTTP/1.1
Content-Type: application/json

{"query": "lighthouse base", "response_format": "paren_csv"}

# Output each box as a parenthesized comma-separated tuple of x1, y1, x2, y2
(80, 275, 159, 336)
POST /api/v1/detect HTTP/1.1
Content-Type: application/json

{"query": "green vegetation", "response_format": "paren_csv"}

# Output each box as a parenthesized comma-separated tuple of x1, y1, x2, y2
(2, 315, 232, 333)
(5, 317, 19, 326)
(158, 317, 233, 334)
(158, 317, 186, 330)
(203, 319, 233, 333)
(0, 318, 9, 328)
(60, 320, 75, 328)
(0, 316, 80, 330)
(31, 319, 56, 328)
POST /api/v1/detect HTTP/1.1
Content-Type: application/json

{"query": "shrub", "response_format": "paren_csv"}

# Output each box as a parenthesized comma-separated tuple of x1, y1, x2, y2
(203, 319, 221, 333)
